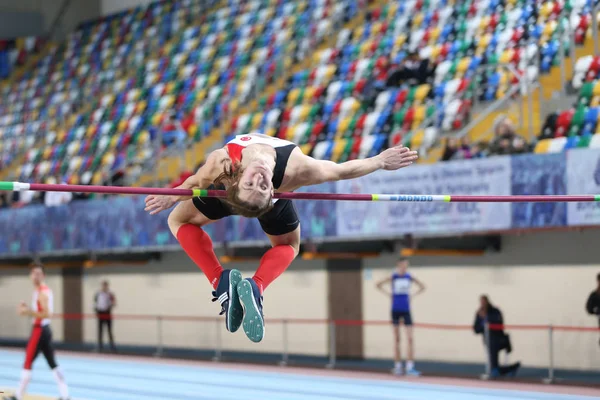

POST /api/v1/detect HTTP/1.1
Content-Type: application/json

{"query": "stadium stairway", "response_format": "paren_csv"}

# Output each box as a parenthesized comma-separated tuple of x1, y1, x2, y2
(135, 0, 383, 186)
(419, 33, 597, 165)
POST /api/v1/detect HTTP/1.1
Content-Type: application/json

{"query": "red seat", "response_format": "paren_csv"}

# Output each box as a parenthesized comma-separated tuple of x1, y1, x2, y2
(349, 136, 362, 160)
(554, 109, 574, 137)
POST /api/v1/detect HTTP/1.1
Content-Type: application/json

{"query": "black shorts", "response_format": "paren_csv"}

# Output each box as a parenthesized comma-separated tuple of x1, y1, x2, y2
(192, 196, 300, 236)
(391, 311, 413, 326)
(23, 325, 57, 370)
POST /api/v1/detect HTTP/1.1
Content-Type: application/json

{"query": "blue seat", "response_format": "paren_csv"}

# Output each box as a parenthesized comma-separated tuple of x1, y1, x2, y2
(565, 136, 580, 149)
(327, 118, 339, 134)
(323, 140, 334, 160)
(369, 134, 386, 157)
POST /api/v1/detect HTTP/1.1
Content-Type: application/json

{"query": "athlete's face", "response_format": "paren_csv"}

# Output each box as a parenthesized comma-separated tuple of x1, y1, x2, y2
(30, 267, 44, 286)
(237, 161, 274, 206)
(396, 260, 408, 274)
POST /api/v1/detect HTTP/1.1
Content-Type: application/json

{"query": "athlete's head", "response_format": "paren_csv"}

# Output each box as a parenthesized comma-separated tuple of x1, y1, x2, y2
(480, 294, 490, 309)
(30, 263, 45, 286)
(215, 159, 274, 218)
(396, 257, 409, 274)
(102, 280, 109, 291)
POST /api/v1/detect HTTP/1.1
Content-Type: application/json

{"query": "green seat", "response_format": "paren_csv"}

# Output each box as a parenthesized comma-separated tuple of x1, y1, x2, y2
(340, 137, 354, 162)
(571, 105, 586, 130)
(407, 87, 417, 104)
(578, 135, 592, 147)
(308, 104, 319, 121)
(580, 82, 594, 102)
(347, 114, 359, 135)
(448, 59, 459, 77)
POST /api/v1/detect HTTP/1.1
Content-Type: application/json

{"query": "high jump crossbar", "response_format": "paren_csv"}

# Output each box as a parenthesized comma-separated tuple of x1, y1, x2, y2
(0, 181, 598, 202)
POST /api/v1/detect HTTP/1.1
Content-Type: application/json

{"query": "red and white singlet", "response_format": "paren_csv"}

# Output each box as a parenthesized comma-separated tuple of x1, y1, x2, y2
(32, 285, 53, 327)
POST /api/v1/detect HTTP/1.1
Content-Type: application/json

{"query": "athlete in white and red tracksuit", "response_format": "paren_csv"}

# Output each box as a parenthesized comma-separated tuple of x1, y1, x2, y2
(3, 264, 70, 400)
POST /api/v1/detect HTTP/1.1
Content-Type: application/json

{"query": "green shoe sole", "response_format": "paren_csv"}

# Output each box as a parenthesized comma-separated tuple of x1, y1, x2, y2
(227, 269, 243, 333)
(237, 280, 265, 343)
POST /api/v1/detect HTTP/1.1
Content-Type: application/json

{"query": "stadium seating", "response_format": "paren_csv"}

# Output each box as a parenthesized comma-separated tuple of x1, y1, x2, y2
(0, 0, 597, 184)
(0, 0, 357, 184)
(231, 0, 594, 162)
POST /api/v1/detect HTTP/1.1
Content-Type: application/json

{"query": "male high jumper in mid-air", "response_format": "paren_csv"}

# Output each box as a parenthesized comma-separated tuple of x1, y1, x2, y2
(145, 133, 418, 342)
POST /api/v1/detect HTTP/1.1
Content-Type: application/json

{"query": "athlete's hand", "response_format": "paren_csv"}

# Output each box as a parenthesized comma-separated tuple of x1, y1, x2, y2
(377, 145, 419, 171)
(17, 301, 29, 316)
(144, 195, 177, 215)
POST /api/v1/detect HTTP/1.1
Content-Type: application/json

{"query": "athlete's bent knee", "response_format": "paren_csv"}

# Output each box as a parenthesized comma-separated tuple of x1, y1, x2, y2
(167, 210, 182, 237)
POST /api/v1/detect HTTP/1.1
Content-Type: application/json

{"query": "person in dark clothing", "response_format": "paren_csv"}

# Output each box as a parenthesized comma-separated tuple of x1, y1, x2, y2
(473, 295, 521, 378)
(585, 273, 600, 345)
(94, 281, 117, 352)
(386, 51, 433, 88)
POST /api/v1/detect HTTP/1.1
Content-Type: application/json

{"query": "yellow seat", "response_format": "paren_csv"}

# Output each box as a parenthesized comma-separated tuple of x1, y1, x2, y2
(195, 89, 207, 102)
(477, 34, 491, 52)
(325, 65, 336, 82)
(92, 171, 103, 185)
(410, 130, 425, 148)
(313, 50, 324, 65)
(286, 124, 298, 142)
(118, 119, 128, 132)
(430, 44, 442, 60)
(354, 26, 365, 41)
(138, 130, 150, 145)
(534, 139, 552, 154)
(592, 81, 600, 96)
(413, 12, 424, 27)
(415, 84, 431, 103)
(151, 113, 163, 126)
(165, 82, 176, 94)
(252, 113, 263, 129)
(305, 87, 316, 102)
(207, 72, 218, 87)
(337, 117, 351, 135)
(372, 21, 383, 35)
(394, 34, 407, 48)
(429, 27, 441, 44)
(413, 105, 427, 124)
(360, 40, 372, 57)
(136, 100, 147, 114)
(479, 16, 490, 32)
(287, 88, 300, 106)
(456, 57, 470, 76)
(592, 97, 600, 107)
(56, 130, 66, 143)
(542, 20, 557, 40)
(540, 2, 553, 19)
(499, 49, 513, 64)
(230, 98, 239, 114)
(388, 3, 399, 19)
(300, 143, 313, 155)
(331, 139, 347, 162)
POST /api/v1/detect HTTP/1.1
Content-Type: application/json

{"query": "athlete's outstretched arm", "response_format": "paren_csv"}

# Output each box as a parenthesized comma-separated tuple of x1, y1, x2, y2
(300, 145, 418, 185)
(145, 150, 222, 215)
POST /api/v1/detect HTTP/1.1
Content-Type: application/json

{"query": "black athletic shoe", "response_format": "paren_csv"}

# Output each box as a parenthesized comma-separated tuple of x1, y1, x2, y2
(237, 278, 265, 343)
(212, 269, 243, 332)
(3, 396, 17, 400)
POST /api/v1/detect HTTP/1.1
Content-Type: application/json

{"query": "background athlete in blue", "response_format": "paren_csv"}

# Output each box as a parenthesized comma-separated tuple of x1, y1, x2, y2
(376, 257, 426, 376)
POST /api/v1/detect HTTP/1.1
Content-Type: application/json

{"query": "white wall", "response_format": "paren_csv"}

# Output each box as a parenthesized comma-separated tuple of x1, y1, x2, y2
(101, 0, 152, 16)
(0, 270, 64, 341)
(81, 254, 329, 356)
